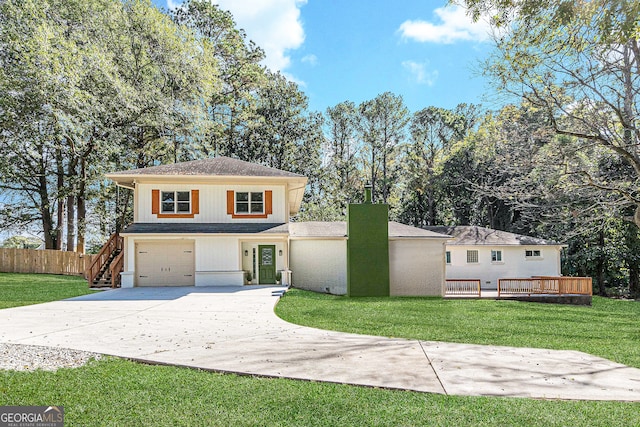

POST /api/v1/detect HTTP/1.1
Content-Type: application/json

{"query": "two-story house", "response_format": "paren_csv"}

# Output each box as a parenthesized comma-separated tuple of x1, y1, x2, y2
(106, 157, 306, 287)
(106, 156, 450, 295)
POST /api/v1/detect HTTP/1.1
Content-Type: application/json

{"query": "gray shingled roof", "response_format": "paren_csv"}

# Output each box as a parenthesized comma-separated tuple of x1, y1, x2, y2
(422, 225, 562, 246)
(121, 221, 451, 238)
(289, 221, 451, 238)
(121, 223, 288, 234)
(108, 156, 305, 178)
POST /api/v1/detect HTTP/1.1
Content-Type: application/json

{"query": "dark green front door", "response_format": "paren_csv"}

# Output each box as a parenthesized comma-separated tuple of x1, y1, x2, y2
(258, 245, 276, 284)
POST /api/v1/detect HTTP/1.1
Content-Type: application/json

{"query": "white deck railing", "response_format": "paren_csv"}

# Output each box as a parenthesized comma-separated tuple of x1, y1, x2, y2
(445, 279, 482, 297)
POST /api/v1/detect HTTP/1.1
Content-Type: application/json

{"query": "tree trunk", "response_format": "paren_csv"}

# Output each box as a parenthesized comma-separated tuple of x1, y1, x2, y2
(66, 158, 78, 252)
(625, 222, 640, 299)
(76, 159, 87, 254)
(66, 195, 75, 251)
(596, 229, 606, 296)
(55, 150, 65, 250)
(38, 172, 56, 249)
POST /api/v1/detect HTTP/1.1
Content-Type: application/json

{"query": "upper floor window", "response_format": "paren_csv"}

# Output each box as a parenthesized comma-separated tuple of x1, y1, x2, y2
(152, 189, 199, 218)
(491, 250, 502, 262)
(236, 192, 264, 214)
(445, 251, 451, 264)
(466, 250, 479, 263)
(525, 249, 541, 258)
(227, 190, 272, 219)
(162, 191, 191, 214)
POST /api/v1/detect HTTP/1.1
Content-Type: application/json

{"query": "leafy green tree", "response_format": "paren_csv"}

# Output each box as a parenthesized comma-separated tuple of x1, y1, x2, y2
(171, 0, 266, 158)
(0, 0, 217, 250)
(317, 101, 362, 219)
(358, 92, 409, 205)
(461, 0, 640, 229)
(397, 105, 480, 226)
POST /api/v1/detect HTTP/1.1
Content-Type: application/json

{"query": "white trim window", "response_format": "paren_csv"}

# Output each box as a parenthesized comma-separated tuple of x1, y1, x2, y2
(236, 192, 264, 214)
(491, 250, 503, 263)
(446, 251, 451, 264)
(525, 249, 542, 259)
(161, 191, 191, 214)
(466, 250, 479, 263)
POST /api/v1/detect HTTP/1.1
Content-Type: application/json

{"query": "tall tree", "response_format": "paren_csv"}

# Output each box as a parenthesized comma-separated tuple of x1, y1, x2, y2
(321, 101, 361, 218)
(172, 0, 265, 158)
(460, 0, 640, 229)
(0, 0, 217, 250)
(358, 92, 408, 205)
(397, 105, 480, 226)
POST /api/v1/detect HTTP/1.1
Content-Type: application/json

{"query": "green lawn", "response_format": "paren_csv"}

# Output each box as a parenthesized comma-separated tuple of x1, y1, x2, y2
(0, 275, 638, 425)
(1, 358, 638, 426)
(0, 273, 97, 309)
(275, 289, 640, 369)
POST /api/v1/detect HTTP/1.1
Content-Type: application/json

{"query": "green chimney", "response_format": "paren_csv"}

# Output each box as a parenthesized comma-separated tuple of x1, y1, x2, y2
(346, 186, 389, 297)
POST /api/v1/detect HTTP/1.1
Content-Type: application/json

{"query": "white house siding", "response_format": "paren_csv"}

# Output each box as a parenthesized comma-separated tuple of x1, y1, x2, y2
(135, 183, 287, 223)
(390, 239, 446, 296)
(121, 234, 288, 288)
(290, 238, 447, 297)
(290, 239, 347, 295)
(446, 245, 563, 290)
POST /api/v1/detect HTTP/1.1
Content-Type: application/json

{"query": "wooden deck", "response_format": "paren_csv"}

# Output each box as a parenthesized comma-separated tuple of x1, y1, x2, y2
(445, 277, 592, 305)
(498, 277, 592, 297)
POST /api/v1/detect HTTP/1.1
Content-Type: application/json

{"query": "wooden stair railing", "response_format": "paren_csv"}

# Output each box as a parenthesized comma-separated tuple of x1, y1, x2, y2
(109, 250, 125, 288)
(86, 233, 123, 287)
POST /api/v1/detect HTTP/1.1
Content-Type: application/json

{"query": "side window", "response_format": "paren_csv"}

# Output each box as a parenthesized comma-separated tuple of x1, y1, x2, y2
(161, 191, 191, 214)
(236, 192, 264, 214)
(466, 250, 479, 263)
(525, 249, 541, 258)
(445, 251, 451, 264)
(491, 250, 502, 262)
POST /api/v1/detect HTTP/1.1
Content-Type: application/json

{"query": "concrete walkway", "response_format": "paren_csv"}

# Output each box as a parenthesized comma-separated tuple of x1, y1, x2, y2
(0, 286, 639, 401)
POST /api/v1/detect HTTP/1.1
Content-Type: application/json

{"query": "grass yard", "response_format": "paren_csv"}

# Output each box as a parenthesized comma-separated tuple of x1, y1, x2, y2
(1, 358, 639, 426)
(0, 275, 638, 425)
(275, 289, 640, 369)
(0, 273, 96, 309)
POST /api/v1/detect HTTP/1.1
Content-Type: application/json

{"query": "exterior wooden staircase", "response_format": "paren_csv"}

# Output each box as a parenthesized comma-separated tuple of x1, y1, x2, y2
(86, 233, 124, 288)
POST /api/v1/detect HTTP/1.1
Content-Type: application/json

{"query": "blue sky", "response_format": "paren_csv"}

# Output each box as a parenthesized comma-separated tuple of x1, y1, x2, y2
(155, 0, 497, 113)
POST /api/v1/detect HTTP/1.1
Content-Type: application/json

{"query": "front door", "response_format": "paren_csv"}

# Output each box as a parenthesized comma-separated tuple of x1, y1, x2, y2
(258, 245, 276, 284)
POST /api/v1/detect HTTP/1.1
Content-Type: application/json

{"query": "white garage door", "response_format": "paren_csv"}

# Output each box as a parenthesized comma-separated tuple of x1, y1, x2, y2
(135, 241, 195, 286)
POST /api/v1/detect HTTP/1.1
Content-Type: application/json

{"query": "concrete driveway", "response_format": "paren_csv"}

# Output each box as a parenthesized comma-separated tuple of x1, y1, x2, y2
(0, 286, 639, 401)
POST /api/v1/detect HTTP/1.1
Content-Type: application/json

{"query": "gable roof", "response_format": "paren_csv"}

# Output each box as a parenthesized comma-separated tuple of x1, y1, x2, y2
(289, 221, 451, 239)
(107, 156, 305, 179)
(422, 225, 562, 246)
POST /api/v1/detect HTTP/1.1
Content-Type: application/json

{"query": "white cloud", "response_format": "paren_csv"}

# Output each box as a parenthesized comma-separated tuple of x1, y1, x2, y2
(402, 61, 439, 86)
(301, 54, 317, 66)
(398, 5, 492, 44)
(166, 0, 306, 72)
(166, 0, 181, 9)
(215, 0, 306, 71)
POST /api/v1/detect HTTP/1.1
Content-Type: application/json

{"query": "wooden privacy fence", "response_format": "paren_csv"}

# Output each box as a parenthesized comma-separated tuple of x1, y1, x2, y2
(498, 277, 592, 297)
(0, 249, 96, 277)
(446, 279, 482, 297)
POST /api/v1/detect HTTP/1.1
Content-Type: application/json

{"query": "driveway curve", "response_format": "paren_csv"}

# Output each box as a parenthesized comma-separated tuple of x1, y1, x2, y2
(0, 286, 639, 401)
